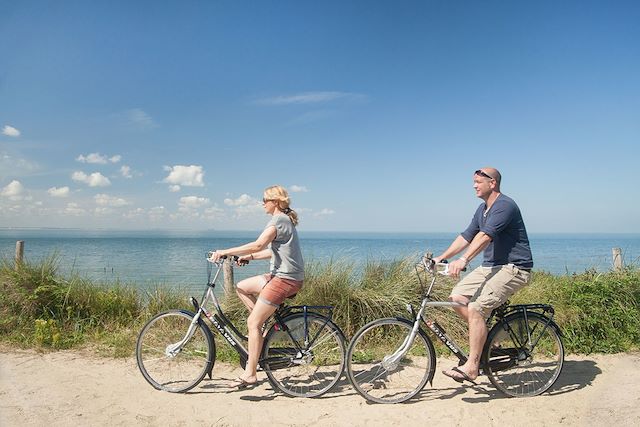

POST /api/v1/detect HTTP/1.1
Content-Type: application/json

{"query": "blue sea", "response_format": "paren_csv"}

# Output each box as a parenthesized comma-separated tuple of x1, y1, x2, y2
(1, 229, 639, 294)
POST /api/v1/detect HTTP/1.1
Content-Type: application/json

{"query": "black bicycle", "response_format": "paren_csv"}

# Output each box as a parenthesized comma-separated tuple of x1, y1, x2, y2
(136, 255, 346, 397)
(346, 254, 564, 403)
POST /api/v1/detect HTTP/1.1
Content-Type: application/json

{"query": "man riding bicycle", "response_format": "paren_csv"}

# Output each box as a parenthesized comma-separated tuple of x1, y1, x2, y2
(433, 167, 533, 384)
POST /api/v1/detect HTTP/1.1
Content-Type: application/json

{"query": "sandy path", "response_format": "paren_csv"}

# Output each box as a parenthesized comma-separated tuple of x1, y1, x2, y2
(1, 349, 639, 426)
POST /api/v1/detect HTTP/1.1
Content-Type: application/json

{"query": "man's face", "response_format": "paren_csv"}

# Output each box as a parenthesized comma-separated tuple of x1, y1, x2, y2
(473, 174, 494, 199)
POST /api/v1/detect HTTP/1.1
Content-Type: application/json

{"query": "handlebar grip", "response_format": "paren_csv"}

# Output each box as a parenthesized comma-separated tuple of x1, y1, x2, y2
(439, 259, 466, 271)
(206, 252, 239, 261)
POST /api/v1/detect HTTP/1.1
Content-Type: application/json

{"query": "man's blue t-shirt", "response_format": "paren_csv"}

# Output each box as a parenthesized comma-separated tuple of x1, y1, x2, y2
(461, 194, 533, 269)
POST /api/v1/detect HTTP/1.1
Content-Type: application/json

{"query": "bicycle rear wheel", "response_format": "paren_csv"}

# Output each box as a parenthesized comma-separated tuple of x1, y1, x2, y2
(346, 317, 436, 404)
(136, 310, 214, 392)
(262, 313, 346, 398)
(484, 311, 564, 397)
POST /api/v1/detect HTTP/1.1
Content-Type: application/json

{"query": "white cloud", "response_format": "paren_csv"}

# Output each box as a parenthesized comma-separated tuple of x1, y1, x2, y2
(94, 206, 114, 215)
(120, 165, 132, 178)
(72, 171, 111, 187)
(94, 193, 129, 207)
(76, 153, 121, 164)
(224, 194, 263, 216)
(2, 125, 20, 137)
(148, 206, 166, 221)
(168, 185, 181, 192)
(314, 208, 336, 217)
(203, 205, 225, 219)
(64, 202, 85, 216)
(123, 208, 145, 219)
(47, 186, 70, 197)
(178, 196, 210, 210)
(76, 153, 106, 164)
(0, 153, 39, 178)
(254, 91, 365, 106)
(1, 180, 23, 198)
(289, 185, 309, 193)
(223, 194, 254, 206)
(163, 165, 204, 187)
(126, 108, 157, 130)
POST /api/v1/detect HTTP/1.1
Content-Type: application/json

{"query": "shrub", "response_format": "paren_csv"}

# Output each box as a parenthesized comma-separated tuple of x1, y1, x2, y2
(2, 254, 639, 356)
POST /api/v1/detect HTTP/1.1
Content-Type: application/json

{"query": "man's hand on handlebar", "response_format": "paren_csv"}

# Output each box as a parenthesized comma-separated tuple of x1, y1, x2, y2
(447, 258, 467, 279)
(422, 253, 467, 278)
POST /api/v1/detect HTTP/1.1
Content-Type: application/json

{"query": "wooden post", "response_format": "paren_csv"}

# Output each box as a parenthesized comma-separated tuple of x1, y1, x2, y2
(223, 258, 235, 295)
(612, 247, 623, 271)
(15, 240, 24, 268)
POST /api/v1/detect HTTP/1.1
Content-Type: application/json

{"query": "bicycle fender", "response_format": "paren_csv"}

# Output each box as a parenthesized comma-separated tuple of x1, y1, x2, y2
(501, 311, 564, 337)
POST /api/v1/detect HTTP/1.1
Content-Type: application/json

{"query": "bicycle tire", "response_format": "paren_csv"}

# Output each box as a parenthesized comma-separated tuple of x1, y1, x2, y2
(262, 312, 346, 398)
(483, 311, 564, 397)
(136, 309, 215, 393)
(346, 317, 436, 404)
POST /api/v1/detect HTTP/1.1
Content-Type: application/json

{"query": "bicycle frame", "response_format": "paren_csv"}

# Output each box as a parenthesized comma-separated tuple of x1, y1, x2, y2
(392, 258, 559, 370)
(177, 258, 336, 373)
(346, 256, 564, 403)
(386, 261, 468, 368)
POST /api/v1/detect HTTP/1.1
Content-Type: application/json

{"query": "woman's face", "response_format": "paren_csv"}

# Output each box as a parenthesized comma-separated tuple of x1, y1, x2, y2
(262, 195, 277, 215)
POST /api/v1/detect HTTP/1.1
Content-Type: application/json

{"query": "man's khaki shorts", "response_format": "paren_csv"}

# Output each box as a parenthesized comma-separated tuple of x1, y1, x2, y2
(451, 264, 531, 319)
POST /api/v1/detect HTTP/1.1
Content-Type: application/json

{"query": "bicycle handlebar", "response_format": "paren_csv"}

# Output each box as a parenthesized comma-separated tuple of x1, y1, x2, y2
(421, 254, 466, 275)
(206, 252, 241, 265)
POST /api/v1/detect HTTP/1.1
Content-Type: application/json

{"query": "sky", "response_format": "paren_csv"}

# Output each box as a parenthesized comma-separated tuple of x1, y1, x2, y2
(1, 0, 639, 233)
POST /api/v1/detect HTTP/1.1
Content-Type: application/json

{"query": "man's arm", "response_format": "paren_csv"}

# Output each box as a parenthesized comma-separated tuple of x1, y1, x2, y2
(433, 235, 470, 264)
(447, 231, 492, 278)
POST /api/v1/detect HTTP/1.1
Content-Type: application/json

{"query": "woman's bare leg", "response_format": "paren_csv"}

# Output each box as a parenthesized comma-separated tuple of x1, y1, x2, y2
(236, 275, 267, 312)
(240, 300, 278, 384)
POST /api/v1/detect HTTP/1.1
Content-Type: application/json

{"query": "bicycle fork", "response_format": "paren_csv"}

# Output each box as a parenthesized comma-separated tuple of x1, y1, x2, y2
(165, 312, 203, 357)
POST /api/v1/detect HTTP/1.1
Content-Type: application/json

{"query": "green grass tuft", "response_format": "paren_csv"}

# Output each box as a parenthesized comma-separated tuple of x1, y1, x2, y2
(2, 254, 639, 358)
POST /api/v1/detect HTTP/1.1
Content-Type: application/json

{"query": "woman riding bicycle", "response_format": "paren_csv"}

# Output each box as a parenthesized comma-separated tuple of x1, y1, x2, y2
(208, 185, 304, 389)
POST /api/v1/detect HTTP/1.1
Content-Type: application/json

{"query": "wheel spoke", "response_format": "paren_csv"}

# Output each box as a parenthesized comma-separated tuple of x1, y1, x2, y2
(485, 313, 563, 397)
(346, 318, 435, 404)
(263, 314, 345, 398)
(136, 311, 213, 393)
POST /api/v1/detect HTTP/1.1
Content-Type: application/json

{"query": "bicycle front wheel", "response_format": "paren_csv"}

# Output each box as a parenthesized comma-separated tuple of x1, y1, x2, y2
(346, 317, 436, 404)
(262, 313, 346, 398)
(136, 310, 215, 393)
(484, 312, 564, 397)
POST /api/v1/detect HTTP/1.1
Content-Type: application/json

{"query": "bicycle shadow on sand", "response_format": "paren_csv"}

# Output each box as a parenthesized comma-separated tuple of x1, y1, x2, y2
(189, 373, 354, 401)
(239, 376, 357, 402)
(404, 358, 602, 404)
(461, 358, 601, 403)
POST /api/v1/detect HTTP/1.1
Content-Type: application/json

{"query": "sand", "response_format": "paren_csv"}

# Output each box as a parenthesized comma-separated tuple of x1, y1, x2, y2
(1, 349, 639, 427)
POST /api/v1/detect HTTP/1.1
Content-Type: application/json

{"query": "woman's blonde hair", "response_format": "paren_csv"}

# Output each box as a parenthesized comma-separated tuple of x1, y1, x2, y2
(264, 185, 299, 226)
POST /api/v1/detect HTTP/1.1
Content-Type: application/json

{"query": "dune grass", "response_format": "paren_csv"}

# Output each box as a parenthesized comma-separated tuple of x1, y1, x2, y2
(1, 255, 639, 359)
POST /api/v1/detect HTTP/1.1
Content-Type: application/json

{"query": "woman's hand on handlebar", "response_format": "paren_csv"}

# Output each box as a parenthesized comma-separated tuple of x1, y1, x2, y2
(207, 250, 226, 263)
(236, 254, 251, 266)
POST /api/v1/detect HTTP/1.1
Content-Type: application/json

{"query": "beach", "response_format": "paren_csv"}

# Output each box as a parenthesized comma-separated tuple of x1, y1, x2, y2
(1, 348, 639, 427)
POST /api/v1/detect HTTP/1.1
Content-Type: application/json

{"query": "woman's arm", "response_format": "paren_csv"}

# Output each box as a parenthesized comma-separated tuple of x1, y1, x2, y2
(237, 248, 272, 263)
(209, 226, 277, 261)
